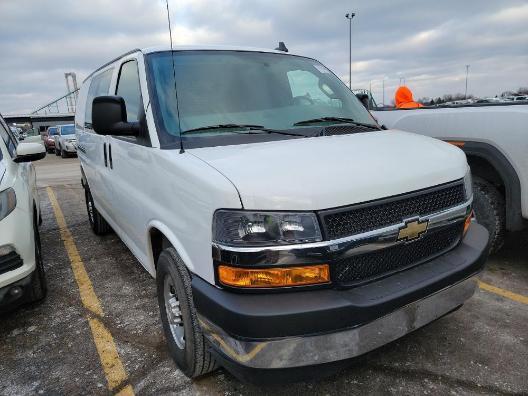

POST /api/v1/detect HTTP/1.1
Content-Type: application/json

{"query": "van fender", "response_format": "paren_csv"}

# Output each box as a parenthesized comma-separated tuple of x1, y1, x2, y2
(146, 220, 195, 277)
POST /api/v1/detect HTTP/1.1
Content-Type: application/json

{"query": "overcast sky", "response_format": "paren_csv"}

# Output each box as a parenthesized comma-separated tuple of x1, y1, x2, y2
(1, 0, 527, 114)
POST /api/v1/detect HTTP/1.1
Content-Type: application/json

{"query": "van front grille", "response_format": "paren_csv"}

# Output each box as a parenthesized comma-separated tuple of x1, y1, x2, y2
(319, 181, 466, 240)
(331, 222, 464, 287)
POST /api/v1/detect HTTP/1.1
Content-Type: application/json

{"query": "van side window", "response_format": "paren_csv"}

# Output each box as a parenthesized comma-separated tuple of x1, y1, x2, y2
(85, 68, 114, 129)
(116, 60, 142, 122)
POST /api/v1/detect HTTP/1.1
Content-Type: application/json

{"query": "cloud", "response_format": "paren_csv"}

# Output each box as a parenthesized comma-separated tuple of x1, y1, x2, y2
(0, 0, 527, 113)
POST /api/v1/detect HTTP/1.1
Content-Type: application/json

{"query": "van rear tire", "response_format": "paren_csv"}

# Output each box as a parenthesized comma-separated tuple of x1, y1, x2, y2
(84, 186, 111, 235)
(156, 247, 218, 378)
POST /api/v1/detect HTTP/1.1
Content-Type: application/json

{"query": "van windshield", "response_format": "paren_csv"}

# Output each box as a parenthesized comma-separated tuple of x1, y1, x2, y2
(147, 50, 378, 147)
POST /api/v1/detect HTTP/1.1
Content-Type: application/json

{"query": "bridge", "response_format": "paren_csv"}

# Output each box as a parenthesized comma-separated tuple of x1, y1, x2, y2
(3, 73, 79, 134)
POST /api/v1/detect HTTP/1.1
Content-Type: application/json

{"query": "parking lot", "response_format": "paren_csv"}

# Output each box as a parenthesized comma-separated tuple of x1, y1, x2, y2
(1, 154, 527, 395)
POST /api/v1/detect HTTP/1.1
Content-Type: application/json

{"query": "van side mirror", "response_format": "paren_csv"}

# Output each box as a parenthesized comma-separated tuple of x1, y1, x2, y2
(14, 142, 46, 163)
(92, 96, 139, 136)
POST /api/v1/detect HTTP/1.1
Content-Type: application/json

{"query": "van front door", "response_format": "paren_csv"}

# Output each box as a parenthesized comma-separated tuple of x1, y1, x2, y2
(104, 56, 153, 264)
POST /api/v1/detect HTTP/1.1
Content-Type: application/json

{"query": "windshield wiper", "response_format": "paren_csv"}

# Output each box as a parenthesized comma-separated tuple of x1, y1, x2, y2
(293, 117, 380, 130)
(181, 124, 302, 137)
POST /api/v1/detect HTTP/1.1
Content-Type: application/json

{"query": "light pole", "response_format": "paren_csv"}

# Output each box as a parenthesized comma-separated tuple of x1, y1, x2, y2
(345, 12, 355, 89)
(464, 64, 470, 99)
(382, 78, 385, 106)
(381, 76, 389, 106)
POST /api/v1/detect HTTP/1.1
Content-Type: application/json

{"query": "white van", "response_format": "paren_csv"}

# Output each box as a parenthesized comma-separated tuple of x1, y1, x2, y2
(76, 46, 488, 380)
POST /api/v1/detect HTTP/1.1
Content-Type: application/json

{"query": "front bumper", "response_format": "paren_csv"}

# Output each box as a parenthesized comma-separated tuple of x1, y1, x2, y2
(0, 271, 33, 310)
(63, 143, 77, 153)
(0, 207, 36, 290)
(194, 223, 488, 369)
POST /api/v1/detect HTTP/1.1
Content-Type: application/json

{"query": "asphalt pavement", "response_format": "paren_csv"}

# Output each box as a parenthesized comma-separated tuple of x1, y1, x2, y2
(0, 155, 527, 395)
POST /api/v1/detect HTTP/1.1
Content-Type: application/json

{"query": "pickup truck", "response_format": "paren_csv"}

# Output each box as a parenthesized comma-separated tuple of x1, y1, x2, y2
(373, 103, 528, 253)
(76, 46, 488, 381)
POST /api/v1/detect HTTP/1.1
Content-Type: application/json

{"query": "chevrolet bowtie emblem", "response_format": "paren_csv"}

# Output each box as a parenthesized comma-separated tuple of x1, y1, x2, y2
(398, 219, 429, 241)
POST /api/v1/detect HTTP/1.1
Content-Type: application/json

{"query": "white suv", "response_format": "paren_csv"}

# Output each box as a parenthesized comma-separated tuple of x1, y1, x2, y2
(0, 114, 47, 312)
(76, 46, 488, 380)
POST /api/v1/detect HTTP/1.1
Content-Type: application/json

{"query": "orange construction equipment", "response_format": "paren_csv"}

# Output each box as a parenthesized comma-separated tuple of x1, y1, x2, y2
(395, 86, 424, 109)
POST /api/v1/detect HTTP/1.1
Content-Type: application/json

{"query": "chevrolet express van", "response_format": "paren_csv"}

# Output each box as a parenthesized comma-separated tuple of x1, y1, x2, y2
(76, 46, 488, 379)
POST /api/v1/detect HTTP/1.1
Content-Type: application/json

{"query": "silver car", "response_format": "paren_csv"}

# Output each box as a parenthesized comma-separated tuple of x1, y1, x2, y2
(54, 124, 77, 158)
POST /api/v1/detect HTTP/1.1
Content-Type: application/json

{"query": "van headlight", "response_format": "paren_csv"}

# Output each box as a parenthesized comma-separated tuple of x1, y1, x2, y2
(213, 210, 322, 247)
(463, 169, 473, 200)
(0, 188, 17, 221)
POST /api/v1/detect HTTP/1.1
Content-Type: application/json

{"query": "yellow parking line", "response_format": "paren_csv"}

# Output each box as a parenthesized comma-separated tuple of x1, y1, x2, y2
(47, 187, 134, 395)
(478, 280, 528, 305)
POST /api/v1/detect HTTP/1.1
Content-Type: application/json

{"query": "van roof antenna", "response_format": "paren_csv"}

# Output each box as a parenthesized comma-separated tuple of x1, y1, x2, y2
(165, 0, 184, 154)
(275, 42, 288, 52)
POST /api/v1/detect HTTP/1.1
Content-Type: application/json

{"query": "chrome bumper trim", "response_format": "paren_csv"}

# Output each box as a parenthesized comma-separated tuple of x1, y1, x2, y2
(199, 276, 478, 369)
(212, 200, 472, 266)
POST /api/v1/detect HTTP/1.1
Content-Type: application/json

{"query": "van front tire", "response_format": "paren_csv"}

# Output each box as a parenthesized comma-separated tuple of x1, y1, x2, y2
(156, 247, 218, 378)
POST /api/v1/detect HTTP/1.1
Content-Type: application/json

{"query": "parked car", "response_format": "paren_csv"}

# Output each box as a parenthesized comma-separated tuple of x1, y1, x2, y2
(373, 102, 528, 253)
(76, 46, 488, 380)
(44, 126, 58, 153)
(0, 113, 47, 313)
(54, 124, 77, 157)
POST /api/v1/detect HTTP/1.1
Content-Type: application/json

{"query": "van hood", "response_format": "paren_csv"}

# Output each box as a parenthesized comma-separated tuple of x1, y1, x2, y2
(190, 130, 468, 211)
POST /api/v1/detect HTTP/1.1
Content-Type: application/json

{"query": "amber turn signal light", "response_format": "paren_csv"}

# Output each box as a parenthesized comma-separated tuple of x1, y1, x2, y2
(218, 264, 330, 288)
(463, 210, 474, 236)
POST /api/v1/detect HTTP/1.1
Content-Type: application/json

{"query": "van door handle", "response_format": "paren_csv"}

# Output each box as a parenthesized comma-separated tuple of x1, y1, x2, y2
(103, 143, 108, 167)
(108, 143, 113, 169)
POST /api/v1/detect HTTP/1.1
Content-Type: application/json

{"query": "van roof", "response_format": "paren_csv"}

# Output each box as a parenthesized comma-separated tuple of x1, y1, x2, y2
(142, 44, 290, 55)
(84, 45, 298, 82)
